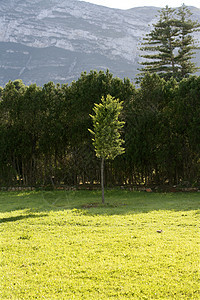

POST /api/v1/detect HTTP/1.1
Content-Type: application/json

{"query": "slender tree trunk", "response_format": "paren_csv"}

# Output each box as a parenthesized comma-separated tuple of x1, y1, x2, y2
(101, 157, 105, 204)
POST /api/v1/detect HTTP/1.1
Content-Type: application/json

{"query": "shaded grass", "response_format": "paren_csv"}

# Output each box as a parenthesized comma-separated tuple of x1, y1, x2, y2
(0, 190, 199, 299)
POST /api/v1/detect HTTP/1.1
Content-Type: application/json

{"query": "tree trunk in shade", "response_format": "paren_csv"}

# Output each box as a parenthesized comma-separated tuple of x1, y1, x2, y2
(101, 157, 105, 204)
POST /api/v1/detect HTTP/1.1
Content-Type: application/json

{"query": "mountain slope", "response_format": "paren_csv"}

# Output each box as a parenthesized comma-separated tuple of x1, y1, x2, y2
(0, 0, 199, 86)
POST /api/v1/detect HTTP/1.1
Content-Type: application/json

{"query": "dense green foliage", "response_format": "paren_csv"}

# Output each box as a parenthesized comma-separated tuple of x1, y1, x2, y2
(139, 5, 200, 81)
(0, 70, 199, 187)
(89, 95, 125, 160)
(0, 190, 199, 299)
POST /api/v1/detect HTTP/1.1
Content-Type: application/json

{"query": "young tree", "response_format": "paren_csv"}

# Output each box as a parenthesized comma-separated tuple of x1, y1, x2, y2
(138, 5, 200, 81)
(89, 95, 125, 203)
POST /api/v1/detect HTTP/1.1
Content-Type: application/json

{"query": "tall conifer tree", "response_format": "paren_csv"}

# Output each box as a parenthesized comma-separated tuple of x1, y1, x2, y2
(138, 5, 200, 81)
(176, 4, 200, 80)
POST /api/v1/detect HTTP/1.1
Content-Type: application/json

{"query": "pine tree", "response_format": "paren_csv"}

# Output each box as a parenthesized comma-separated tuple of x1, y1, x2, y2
(176, 4, 200, 80)
(138, 5, 200, 81)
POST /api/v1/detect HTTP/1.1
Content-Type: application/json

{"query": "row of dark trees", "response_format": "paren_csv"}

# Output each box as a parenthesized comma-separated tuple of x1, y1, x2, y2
(0, 70, 199, 187)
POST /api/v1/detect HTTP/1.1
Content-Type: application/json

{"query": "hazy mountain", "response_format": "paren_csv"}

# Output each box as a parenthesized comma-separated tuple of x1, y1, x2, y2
(0, 0, 199, 86)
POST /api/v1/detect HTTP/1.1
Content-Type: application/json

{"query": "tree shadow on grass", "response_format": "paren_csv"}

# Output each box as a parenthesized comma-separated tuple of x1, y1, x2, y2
(0, 190, 199, 216)
(74, 191, 200, 216)
(0, 213, 49, 223)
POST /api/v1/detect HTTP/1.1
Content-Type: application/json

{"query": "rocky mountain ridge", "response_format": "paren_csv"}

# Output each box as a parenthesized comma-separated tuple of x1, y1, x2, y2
(0, 0, 199, 86)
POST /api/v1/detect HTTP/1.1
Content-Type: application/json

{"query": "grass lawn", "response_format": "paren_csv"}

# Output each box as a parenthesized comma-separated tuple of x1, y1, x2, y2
(0, 190, 199, 299)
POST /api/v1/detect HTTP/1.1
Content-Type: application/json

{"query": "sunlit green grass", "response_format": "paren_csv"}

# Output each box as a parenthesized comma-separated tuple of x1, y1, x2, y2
(0, 190, 199, 299)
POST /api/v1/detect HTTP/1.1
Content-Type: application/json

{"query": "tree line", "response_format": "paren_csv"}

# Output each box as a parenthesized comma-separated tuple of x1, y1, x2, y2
(0, 70, 199, 187)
